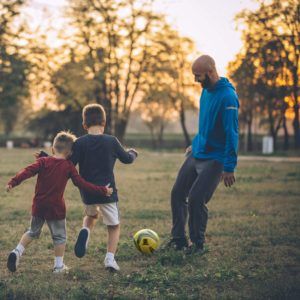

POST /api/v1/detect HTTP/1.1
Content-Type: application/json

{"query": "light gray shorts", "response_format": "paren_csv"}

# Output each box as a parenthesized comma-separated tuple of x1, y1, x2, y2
(26, 216, 66, 245)
(85, 202, 120, 226)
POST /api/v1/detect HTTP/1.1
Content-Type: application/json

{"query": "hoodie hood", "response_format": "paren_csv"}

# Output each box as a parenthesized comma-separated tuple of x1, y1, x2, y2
(208, 77, 235, 92)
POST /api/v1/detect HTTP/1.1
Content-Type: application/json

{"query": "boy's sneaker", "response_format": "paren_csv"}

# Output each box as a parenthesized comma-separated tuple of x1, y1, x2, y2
(104, 257, 120, 272)
(74, 228, 89, 258)
(53, 264, 69, 274)
(163, 238, 189, 251)
(7, 249, 20, 272)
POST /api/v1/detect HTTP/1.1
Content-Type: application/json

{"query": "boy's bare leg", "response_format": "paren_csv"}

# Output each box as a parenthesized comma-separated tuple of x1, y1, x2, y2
(53, 243, 67, 271)
(107, 224, 120, 254)
(48, 219, 68, 272)
(14, 231, 33, 255)
(7, 232, 33, 272)
(83, 215, 97, 231)
(104, 224, 120, 271)
(74, 215, 97, 258)
(54, 243, 65, 257)
(19, 232, 33, 249)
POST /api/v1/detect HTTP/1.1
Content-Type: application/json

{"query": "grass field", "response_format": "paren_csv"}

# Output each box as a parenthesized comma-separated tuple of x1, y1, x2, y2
(0, 149, 299, 299)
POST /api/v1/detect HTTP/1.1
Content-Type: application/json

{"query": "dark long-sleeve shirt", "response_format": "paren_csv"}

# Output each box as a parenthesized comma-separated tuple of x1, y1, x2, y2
(8, 156, 108, 219)
(70, 134, 137, 204)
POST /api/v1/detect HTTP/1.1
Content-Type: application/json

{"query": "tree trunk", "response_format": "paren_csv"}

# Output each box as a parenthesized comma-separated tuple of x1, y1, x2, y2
(271, 115, 283, 152)
(247, 119, 253, 152)
(158, 123, 164, 149)
(282, 115, 289, 151)
(103, 98, 112, 134)
(271, 131, 277, 152)
(94, 79, 113, 135)
(292, 63, 300, 149)
(293, 103, 300, 149)
(179, 102, 191, 147)
(149, 127, 157, 149)
(114, 118, 128, 143)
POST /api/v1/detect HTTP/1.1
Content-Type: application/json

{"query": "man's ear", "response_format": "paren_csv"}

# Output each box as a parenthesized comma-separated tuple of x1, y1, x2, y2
(207, 70, 214, 79)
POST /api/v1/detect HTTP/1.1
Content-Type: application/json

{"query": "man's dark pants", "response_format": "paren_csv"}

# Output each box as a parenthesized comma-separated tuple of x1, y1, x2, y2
(171, 153, 223, 246)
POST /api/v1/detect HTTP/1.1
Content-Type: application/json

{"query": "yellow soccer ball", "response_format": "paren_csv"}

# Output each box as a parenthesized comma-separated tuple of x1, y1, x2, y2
(133, 229, 160, 254)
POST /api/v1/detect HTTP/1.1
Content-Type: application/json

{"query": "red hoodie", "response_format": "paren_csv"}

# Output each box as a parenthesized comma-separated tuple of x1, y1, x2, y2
(8, 157, 107, 220)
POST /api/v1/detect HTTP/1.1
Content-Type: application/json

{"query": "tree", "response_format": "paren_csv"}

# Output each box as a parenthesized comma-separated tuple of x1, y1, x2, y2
(228, 52, 258, 151)
(63, 0, 166, 141)
(51, 57, 99, 111)
(229, 37, 289, 150)
(27, 106, 84, 140)
(256, 39, 290, 149)
(139, 26, 197, 149)
(147, 25, 197, 147)
(0, 0, 29, 136)
(236, 0, 300, 148)
(140, 88, 176, 148)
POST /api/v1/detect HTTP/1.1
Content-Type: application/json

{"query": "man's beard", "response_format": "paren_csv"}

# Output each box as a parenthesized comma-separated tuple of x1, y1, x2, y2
(200, 74, 211, 89)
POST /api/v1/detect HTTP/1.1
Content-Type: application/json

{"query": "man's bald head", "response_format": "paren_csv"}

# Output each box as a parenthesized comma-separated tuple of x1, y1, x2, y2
(192, 55, 216, 74)
(192, 55, 219, 88)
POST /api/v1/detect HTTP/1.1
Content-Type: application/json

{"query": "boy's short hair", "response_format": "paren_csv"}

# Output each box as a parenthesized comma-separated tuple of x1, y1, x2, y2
(53, 131, 77, 154)
(82, 104, 106, 128)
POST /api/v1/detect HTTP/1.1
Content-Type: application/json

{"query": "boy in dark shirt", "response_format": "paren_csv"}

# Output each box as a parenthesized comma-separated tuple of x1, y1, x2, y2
(38, 104, 138, 271)
(6, 131, 112, 274)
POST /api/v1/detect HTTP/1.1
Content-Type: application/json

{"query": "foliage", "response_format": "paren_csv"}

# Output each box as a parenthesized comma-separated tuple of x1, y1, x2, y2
(229, 0, 300, 149)
(140, 25, 197, 147)
(0, 0, 29, 135)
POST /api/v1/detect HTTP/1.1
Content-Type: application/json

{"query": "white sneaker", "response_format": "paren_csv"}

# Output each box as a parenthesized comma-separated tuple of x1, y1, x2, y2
(104, 257, 120, 271)
(53, 264, 69, 274)
(7, 249, 20, 272)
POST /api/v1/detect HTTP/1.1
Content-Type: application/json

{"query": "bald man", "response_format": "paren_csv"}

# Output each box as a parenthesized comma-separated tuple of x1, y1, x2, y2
(168, 55, 239, 253)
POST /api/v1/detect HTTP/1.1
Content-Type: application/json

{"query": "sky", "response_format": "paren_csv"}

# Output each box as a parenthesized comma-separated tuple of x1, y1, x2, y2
(26, 0, 259, 76)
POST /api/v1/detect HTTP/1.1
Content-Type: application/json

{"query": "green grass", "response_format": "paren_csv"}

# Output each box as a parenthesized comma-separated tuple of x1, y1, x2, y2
(0, 149, 299, 299)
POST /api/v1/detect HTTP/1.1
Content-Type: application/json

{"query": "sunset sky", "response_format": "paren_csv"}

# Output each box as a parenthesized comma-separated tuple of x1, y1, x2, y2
(26, 0, 259, 76)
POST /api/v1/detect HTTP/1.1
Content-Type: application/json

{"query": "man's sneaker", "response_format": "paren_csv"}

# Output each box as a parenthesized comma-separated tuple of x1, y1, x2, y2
(185, 243, 205, 255)
(53, 264, 69, 274)
(104, 257, 120, 272)
(74, 228, 89, 258)
(7, 249, 20, 272)
(163, 238, 189, 251)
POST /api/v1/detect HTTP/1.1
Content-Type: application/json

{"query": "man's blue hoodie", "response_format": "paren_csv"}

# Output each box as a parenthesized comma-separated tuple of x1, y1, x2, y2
(192, 77, 239, 172)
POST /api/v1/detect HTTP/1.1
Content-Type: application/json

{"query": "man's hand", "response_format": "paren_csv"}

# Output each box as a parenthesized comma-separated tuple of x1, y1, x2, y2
(6, 184, 12, 192)
(185, 145, 192, 155)
(221, 172, 235, 187)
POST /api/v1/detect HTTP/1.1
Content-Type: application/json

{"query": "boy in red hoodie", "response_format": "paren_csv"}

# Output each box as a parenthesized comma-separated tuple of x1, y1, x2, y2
(6, 131, 112, 273)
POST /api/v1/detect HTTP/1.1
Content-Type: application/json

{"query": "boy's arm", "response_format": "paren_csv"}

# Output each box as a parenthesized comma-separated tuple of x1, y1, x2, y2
(35, 142, 79, 166)
(114, 137, 138, 164)
(69, 140, 80, 166)
(35, 150, 49, 159)
(8, 159, 43, 188)
(69, 164, 109, 196)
